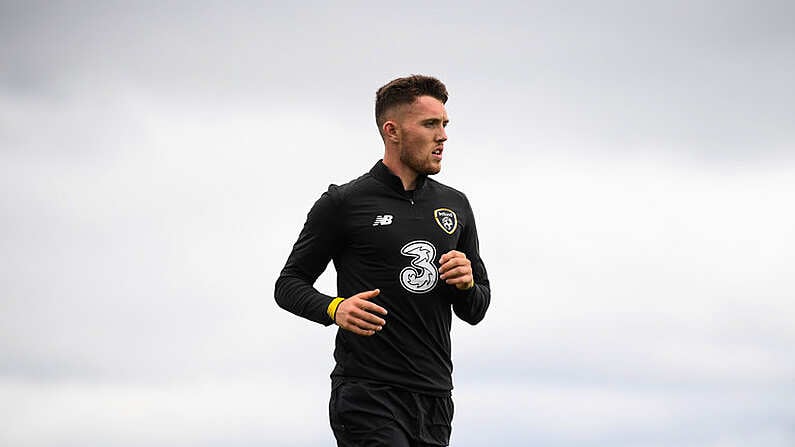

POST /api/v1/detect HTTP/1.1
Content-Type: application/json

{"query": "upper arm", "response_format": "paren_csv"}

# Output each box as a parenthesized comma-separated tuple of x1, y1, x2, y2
(281, 187, 344, 283)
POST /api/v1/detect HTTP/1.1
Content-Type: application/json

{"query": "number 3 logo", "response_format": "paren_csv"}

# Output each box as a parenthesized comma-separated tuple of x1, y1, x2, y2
(399, 240, 438, 294)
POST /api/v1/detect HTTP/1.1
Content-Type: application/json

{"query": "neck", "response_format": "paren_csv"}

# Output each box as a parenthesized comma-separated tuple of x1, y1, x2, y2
(382, 152, 418, 191)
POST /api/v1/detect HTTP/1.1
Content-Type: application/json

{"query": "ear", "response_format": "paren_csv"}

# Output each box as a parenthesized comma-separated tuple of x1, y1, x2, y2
(383, 121, 400, 143)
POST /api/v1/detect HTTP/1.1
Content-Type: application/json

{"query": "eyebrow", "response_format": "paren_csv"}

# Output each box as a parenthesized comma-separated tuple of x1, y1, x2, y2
(422, 118, 450, 125)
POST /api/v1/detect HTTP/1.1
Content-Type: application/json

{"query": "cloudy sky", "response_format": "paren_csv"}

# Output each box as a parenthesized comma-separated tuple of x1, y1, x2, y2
(2, 1, 794, 446)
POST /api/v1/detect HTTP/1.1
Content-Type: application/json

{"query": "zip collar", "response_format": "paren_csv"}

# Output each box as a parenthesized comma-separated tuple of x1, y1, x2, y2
(369, 159, 427, 197)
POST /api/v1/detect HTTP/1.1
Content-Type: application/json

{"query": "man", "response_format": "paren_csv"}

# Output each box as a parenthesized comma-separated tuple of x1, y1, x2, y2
(275, 75, 490, 446)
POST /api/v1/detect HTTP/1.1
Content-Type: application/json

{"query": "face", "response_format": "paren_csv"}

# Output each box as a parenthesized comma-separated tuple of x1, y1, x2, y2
(394, 95, 449, 176)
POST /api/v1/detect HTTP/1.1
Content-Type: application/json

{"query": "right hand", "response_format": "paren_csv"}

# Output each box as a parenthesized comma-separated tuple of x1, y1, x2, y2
(335, 289, 387, 336)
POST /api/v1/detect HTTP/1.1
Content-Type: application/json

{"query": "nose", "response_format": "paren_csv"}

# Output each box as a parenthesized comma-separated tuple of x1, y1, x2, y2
(437, 127, 447, 142)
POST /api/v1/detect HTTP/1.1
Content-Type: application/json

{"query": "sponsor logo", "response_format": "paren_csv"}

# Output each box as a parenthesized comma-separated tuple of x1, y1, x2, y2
(399, 240, 438, 293)
(433, 208, 458, 234)
(372, 214, 393, 226)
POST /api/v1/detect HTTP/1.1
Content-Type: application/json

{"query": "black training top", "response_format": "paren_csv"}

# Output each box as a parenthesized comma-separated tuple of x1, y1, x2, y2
(275, 160, 490, 394)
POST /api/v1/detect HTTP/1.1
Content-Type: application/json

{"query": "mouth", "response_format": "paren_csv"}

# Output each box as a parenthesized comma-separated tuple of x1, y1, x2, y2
(432, 147, 443, 160)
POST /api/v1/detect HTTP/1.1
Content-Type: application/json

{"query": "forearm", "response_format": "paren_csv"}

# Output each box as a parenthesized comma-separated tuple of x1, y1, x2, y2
(452, 280, 490, 325)
(274, 271, 336, 326)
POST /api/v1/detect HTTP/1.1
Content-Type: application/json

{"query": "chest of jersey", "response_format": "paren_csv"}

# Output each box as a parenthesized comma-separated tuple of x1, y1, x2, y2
(340, 192, 465, 294)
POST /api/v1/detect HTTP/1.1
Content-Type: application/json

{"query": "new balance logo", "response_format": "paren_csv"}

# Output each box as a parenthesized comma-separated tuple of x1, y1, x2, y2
(373, 214, 393, 226)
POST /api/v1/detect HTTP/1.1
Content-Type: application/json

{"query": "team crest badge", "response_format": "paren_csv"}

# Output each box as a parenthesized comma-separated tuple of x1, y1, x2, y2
(433, 208, 458, 235)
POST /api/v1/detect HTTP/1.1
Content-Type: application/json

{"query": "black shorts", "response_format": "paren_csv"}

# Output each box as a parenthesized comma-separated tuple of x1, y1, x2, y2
(329, 380, 454, 447)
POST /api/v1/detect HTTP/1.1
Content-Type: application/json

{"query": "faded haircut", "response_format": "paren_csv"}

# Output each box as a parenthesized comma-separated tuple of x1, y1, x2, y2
(375, 75, 448, 136)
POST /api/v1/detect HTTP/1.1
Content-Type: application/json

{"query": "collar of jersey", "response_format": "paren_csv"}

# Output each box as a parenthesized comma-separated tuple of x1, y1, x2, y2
(370, 160, 427, 198)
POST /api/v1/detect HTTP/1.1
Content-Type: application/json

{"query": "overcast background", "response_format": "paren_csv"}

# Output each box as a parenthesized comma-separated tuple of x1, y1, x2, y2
(2, 1, 794, 446)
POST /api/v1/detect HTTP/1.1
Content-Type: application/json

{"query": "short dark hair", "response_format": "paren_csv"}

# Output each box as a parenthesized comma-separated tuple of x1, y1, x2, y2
(375, 75, 448, 134)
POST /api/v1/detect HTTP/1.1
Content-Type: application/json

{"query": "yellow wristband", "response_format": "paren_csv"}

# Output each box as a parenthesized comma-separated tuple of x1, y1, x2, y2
(457, 279, 475, 291)
(327, 297, 345, 322)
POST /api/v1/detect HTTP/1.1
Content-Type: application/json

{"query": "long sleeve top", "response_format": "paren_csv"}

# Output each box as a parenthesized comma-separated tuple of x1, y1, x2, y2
(275, 160, 490, 393)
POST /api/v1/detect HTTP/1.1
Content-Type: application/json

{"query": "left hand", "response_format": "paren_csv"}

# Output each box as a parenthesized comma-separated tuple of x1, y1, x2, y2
(439, 250, 475, 290)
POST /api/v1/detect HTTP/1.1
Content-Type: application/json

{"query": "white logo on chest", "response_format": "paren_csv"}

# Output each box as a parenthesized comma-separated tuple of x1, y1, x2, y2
(372, 214, 393, 226)
(399, 240, 438, 293)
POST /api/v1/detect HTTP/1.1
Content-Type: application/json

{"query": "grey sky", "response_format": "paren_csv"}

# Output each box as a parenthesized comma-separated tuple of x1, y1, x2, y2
(4, 0, 794, 158)
(2, 1, 794, 446)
